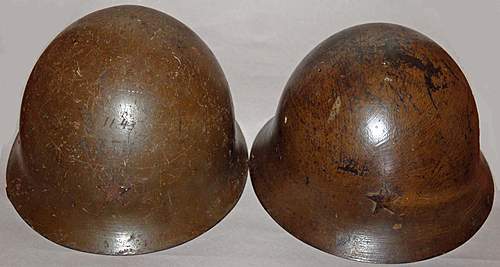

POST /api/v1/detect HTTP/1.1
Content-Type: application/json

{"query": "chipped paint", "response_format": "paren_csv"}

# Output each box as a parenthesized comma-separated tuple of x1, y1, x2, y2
(328, 96, 342, 121)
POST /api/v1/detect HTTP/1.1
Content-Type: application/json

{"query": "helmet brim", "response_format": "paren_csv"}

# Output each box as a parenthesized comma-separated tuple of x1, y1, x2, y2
(250, 117, 494, 264)
(6, 121, 248, 255)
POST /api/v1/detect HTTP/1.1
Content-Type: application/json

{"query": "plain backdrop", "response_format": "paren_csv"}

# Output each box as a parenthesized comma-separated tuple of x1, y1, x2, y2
(0, 1, 499, 266)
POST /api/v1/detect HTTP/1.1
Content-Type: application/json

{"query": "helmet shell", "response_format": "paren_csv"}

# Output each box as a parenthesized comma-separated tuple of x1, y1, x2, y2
(7, 5, 247, 255)
(250, 23, 493, 263)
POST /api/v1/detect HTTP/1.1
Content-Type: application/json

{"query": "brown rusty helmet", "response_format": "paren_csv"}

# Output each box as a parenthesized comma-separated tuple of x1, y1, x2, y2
(6, 5, 247, 255)
(250, 23, 494, 263)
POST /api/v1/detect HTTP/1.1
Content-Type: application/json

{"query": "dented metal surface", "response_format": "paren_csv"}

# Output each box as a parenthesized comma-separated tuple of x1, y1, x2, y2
(6, 5, 248, 255)
(249, 23, 494, 263)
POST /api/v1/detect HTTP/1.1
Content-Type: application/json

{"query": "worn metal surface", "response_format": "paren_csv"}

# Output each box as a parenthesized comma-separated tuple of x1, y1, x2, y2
(250, 23, 494, 263)
(6, 5, 247, 255)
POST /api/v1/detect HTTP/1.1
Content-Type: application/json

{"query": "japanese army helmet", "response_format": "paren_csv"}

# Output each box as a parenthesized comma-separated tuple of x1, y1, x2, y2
(7, 5, 247, 255)
(250, 23, 493, 263)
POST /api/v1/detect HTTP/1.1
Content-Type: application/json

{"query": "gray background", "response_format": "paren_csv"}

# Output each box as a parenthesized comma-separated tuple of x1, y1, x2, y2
(0, 0, 499, 266)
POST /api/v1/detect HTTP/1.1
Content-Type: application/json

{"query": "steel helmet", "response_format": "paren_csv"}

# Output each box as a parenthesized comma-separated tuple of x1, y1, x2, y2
(250, 23, 494, 263)
(7, 5, 247, 255)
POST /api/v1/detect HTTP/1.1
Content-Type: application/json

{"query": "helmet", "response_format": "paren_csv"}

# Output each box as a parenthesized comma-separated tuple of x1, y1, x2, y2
(250, 23, 493, 263)
(7, 5, 247, 255)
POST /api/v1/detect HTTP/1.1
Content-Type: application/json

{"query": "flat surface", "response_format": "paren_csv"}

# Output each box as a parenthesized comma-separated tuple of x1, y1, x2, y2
(0, 1, 499, 266)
